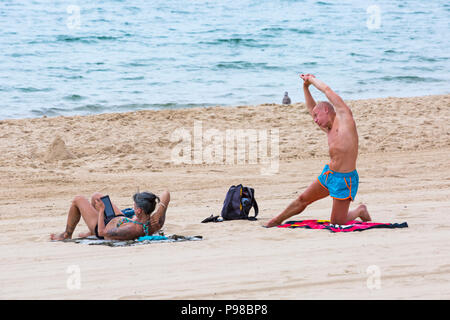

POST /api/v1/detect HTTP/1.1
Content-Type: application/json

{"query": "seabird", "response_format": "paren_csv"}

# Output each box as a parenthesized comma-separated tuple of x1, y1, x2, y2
(282, 91, 291, 104)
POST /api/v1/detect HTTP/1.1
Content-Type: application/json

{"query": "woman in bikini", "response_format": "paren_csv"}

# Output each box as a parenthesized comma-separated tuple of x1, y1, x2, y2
(50, 190, 170, 241)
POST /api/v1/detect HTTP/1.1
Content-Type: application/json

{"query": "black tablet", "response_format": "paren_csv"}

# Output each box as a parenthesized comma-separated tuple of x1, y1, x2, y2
(100, 195, 115, 219)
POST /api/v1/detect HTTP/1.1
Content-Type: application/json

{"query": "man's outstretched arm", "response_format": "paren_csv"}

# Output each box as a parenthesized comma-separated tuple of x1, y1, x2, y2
(300, 74, 317, 118)
(307, 76, 352, 115)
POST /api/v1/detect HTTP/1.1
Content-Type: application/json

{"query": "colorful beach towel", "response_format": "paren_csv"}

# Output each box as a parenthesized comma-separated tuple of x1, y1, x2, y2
(62, 233, 202, 247)
(278, 219, 408, 233)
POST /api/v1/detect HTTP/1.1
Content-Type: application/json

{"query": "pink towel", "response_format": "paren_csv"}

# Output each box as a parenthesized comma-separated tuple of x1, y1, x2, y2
(278, 219, 408, 233)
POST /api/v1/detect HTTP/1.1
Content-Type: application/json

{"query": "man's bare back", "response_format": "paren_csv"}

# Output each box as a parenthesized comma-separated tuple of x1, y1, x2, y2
(264, 74, 370, 227)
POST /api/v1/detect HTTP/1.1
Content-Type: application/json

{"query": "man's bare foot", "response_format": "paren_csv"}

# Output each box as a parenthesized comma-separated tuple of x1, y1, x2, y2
(358, 204, 371, 222)
(50, 231, 71, 241)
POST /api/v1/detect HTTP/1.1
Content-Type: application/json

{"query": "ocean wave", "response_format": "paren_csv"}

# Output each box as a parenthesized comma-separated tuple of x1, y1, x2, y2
(56, 35, 120, 43)
(8, 53, 36, 58)
(186, 28, 228, 35)
(349, 52, 370, 57)
(215, 61, 285, 70)
(217, 38, 256, 44)
(17, 87, 53, 93)
(63, 94, 85, 101)
(170, 10, 190, 15)
(30, 102, 223, 118)
(124, 6, 142, 13)
(73, 104, 106, 112)
(287, 28, 315, 34)
(316, 1, 333, 6)
(200, 38, 270, 48)
(261, 27, 315, 35)
(379, 76, 442, 83)
(261, 27, 284, 32)
(31, 107, 67, 117)
(121, 62, 153, 67)
(63, 75, 84, 80)
(86, 68, 112, 73)
(121, 76, 145, 80)
(410, 55, 449, 62)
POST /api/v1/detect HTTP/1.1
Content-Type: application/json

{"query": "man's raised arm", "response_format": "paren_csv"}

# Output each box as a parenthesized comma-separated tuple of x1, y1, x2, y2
(307, 75, 352, 115)
(300, 74, 317, 118)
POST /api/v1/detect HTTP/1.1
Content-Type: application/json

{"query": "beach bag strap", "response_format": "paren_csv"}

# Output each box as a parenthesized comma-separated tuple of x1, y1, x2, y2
(244, 187, 258, 221)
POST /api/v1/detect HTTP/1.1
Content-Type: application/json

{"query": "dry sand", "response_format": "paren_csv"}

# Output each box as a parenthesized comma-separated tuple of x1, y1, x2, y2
(0, 94, 449, 299)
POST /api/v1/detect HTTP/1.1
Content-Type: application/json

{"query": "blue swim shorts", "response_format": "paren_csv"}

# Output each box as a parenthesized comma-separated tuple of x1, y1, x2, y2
(317, 164, 359, 201)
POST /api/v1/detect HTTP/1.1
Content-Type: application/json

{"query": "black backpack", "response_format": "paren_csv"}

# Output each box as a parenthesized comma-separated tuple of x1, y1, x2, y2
(221, 184, 259, 221)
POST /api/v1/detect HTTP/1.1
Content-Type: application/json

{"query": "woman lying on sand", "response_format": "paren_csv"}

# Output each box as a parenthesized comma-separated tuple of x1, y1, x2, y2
(50, 190, 170, 241)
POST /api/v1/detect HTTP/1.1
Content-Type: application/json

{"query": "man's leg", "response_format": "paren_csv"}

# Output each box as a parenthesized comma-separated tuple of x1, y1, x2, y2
(330, 198, 351, 225)
(347, 204, 371, 222)
(50, 196, 99, 240)
(265, 179, 329, 227)
(330, 200, 371, 225)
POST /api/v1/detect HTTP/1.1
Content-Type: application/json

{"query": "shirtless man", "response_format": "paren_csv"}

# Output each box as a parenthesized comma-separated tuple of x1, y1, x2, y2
(265, 74, 370, 227)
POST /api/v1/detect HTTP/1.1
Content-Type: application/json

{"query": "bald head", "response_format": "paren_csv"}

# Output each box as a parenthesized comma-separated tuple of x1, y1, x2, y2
(316, 101, 335, 113)
(312, 101, 336, 130)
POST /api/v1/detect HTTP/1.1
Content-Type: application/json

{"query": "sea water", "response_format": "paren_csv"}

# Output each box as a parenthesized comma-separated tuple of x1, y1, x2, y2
(0, 0, 449, 119)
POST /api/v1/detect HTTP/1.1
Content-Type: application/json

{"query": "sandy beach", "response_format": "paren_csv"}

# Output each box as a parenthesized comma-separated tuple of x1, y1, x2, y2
(0, 94, 449, 299)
